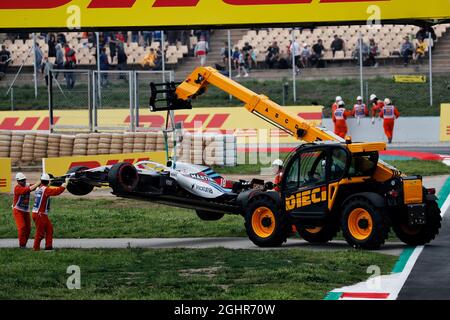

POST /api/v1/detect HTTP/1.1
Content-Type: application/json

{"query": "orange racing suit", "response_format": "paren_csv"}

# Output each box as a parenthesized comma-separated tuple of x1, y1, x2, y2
(31, 185, 66, 251)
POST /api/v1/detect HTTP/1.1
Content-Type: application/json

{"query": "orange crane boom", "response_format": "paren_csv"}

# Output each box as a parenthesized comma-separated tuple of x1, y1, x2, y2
(170, 66, 397, 181)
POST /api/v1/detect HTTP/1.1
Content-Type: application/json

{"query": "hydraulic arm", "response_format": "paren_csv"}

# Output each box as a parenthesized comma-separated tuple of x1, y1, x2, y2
(150, 66, 397, 181)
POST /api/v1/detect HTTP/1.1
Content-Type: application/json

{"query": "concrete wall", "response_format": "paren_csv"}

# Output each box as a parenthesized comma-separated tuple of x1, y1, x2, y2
(322, 117, 441, 143)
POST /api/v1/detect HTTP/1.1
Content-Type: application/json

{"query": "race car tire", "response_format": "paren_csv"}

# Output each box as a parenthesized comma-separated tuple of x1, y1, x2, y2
(245, 195, 290, 247)
(66, 166, 94, 196)
(108, 162, 139, 193)
(196, 210, 225, 221)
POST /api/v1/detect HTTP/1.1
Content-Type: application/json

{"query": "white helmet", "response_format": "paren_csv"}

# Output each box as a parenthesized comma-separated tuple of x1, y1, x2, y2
(384, 98, 391, 105)
(338, 100, 345, 106)
(16, 172, 27, 181)
(370, 94, 377, 101)
(40, 173, 51, 181)
(272, 159, 283, 167)
(357, 96, 363, 101)
(335, 96, 343, 102)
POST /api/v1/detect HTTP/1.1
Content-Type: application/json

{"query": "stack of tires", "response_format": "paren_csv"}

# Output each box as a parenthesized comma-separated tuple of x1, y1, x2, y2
(73, 133, 89, 156)
(0, 130, 11, 158)
(33, 133, 48, 162)
(98, 133, 112, 155)
(133, 133, 146, 153)
(110, 134, 123, 154)
(47, 134, 61, 158)
(191, 133, 204, 164)
(21, 133, 36, 164)
(204, 134, 224, 165)
(87, 133, 100, 155)
(224, 134, 237, 166)
(156, 132, 174, 152)
(176, 132, 192, 163)
(145, 132, 157, 152)
(123, 133, 134, 153)
(59, 135, 74, 157)
(1, 131, 239, 167)
(10, 132, 25, 164)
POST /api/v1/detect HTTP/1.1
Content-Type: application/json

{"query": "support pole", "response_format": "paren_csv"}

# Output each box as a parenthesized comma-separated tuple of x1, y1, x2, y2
(228, 29, 233, 101)
(161, 30, 166, 80)
(48, 71, 54, 133)
(359, 32, 364, 99)
(33, 33, 38, 99)
(429, 31, 433, 106)
(292, 28, 297, 102)
(129, 71, 135, 132)
(88, 71, 93, 132)
(134, 71, 139, 129)
(96, 32, 101, 109)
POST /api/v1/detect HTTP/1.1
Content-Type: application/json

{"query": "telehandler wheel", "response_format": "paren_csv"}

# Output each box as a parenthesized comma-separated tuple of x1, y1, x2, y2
(244, 196, 290, 247)
(393, 201, 441, 246)
(196, 210, 225, 221)
(341, 198, 390, 249)
(296, 222, 339, 243)
(66, 166, 94, 196)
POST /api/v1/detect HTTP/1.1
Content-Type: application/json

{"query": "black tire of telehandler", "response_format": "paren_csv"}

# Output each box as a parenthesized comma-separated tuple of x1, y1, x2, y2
(393, 201, 441, 246)
(244, 195, 290, 247)
(196, 210, 225, 221)
(341, 197, 390, 250)
(108, 162, 139, 193)
(66, 166, 94, 196)
(296, 222, 340, 244)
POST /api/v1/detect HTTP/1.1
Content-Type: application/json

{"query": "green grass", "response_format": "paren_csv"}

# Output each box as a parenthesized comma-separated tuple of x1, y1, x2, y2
(388, 160, 450, 176)
(0, 195, 245, 239)
(0, 247, 397, 299)
(1, 76, 448, 116)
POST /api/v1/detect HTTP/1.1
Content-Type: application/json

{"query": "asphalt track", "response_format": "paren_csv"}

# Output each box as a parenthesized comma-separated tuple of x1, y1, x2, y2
(398, 190, 450, 299)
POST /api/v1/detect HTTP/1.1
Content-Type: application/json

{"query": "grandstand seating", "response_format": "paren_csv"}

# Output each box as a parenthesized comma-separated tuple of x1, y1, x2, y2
(236, 24, 450, 63)
(1, 24, 449, 70)
(2, 31, 190, 68)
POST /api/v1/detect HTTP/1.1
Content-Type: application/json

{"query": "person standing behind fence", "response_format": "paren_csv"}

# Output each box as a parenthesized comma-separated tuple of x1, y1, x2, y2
(35, 43, 43, 73)
(352, 96, 368, 124)
(99, 47, 109, 86)
(41, 56, 53, 87)
(236, 49, 249, 78)
(64, 44, 77, 89)
(195, 36, 209, 66)
(380, 98, 400, 144)
(54, 44, 64, 80)
(289, 40, 301, 75)
(117, 42, 127, 80)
